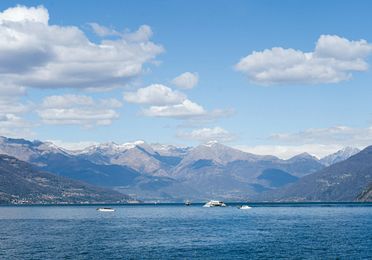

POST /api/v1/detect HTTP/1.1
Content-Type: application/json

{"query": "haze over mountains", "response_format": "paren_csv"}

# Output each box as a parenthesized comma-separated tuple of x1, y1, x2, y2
(1, 136, 369, 202)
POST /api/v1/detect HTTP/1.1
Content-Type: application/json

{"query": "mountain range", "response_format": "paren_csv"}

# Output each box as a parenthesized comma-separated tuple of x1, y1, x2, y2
(1, 136, 368, 202)
(0, 154, 130, 204)
(258, 146, 372, 202)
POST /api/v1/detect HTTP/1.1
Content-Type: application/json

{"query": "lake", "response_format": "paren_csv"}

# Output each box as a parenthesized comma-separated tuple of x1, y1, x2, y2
(0, 203, 371, 259)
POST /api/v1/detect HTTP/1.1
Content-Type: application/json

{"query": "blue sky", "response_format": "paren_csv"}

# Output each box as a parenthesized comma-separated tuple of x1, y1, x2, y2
(0, 0, 371, 158)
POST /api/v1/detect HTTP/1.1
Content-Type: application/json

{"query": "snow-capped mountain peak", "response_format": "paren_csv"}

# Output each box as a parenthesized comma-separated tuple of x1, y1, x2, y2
(320, 147, 361, 166)
(77, 140, 151, 155)
(37, 141, 69, 155)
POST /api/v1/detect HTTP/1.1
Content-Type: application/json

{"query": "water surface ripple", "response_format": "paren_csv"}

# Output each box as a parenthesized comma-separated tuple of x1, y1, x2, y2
(0, 203, 371, 259)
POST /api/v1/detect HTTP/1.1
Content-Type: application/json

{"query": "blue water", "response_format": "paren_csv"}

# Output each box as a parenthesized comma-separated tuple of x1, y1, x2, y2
(0, 203, 371, 259)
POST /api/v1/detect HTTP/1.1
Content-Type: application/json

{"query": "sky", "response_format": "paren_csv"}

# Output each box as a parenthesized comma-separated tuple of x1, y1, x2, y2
(0, 0, 372, 158)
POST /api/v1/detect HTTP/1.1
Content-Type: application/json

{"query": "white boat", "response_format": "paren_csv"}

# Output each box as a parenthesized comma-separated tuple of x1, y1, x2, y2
(97, 207, 115, 212)
(185, 200, 191, 206)
(203, 200, 226, 207)
(238, 205, 252, 210)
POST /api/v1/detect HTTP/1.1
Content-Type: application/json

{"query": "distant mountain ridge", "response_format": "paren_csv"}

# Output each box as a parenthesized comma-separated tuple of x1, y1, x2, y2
(75, 140, 190, 176)
(167, 142, 324, 200)
(0, 137, 198, 201)
(0, 136, 365, 201)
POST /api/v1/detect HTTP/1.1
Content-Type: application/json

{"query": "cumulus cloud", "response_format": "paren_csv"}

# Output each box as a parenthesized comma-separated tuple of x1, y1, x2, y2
(0, 5, 49, 23)
(172, 72, 199, 89)
(0, 5, 163, 90)
(37, 94, 122, 127)
(123, 84, 186, 105)
(124, 83, 230, 120)
(178, 127, 234, 143)
(123, 25, 153, 42)
(143, 99, 206, 118)
(235, 35, 372, 84)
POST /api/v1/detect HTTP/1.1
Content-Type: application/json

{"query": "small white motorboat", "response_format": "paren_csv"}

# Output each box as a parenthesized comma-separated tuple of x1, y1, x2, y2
(185, 200, 191, 206)
(203, 200, 227, 207)
(238, 205, 252, 210)
(97, 207, 115, 212)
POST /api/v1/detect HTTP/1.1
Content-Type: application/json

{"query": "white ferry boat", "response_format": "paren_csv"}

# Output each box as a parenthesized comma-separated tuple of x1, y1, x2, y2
(203, 200, 227, 207)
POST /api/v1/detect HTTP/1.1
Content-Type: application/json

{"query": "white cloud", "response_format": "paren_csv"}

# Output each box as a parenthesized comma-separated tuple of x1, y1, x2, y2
(123, 25, 153, 42)
(0, 98, 29, 115)
(0, 84, 27, 97)
(178, 127, 234, 143)
(124, 83, 231, 120)
(38, 109, 118, 127)
(315, 35, 372, 60)
(0, 83, 33, 137)
(123, 84, 186, 105)
(172, 72, 199, 89)
(0, 5, 49, 23)
(0, 114, 35, 138)
(143, 99, 206, 118)
(0, 5, 163, 90)
(41, 94, 94, 108)
(235, 35, 372, 84)
(38, 94, 122, 127)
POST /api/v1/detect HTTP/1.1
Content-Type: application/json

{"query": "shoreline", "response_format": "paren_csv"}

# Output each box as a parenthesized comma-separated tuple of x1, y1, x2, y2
(1, 201, 372, 207)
